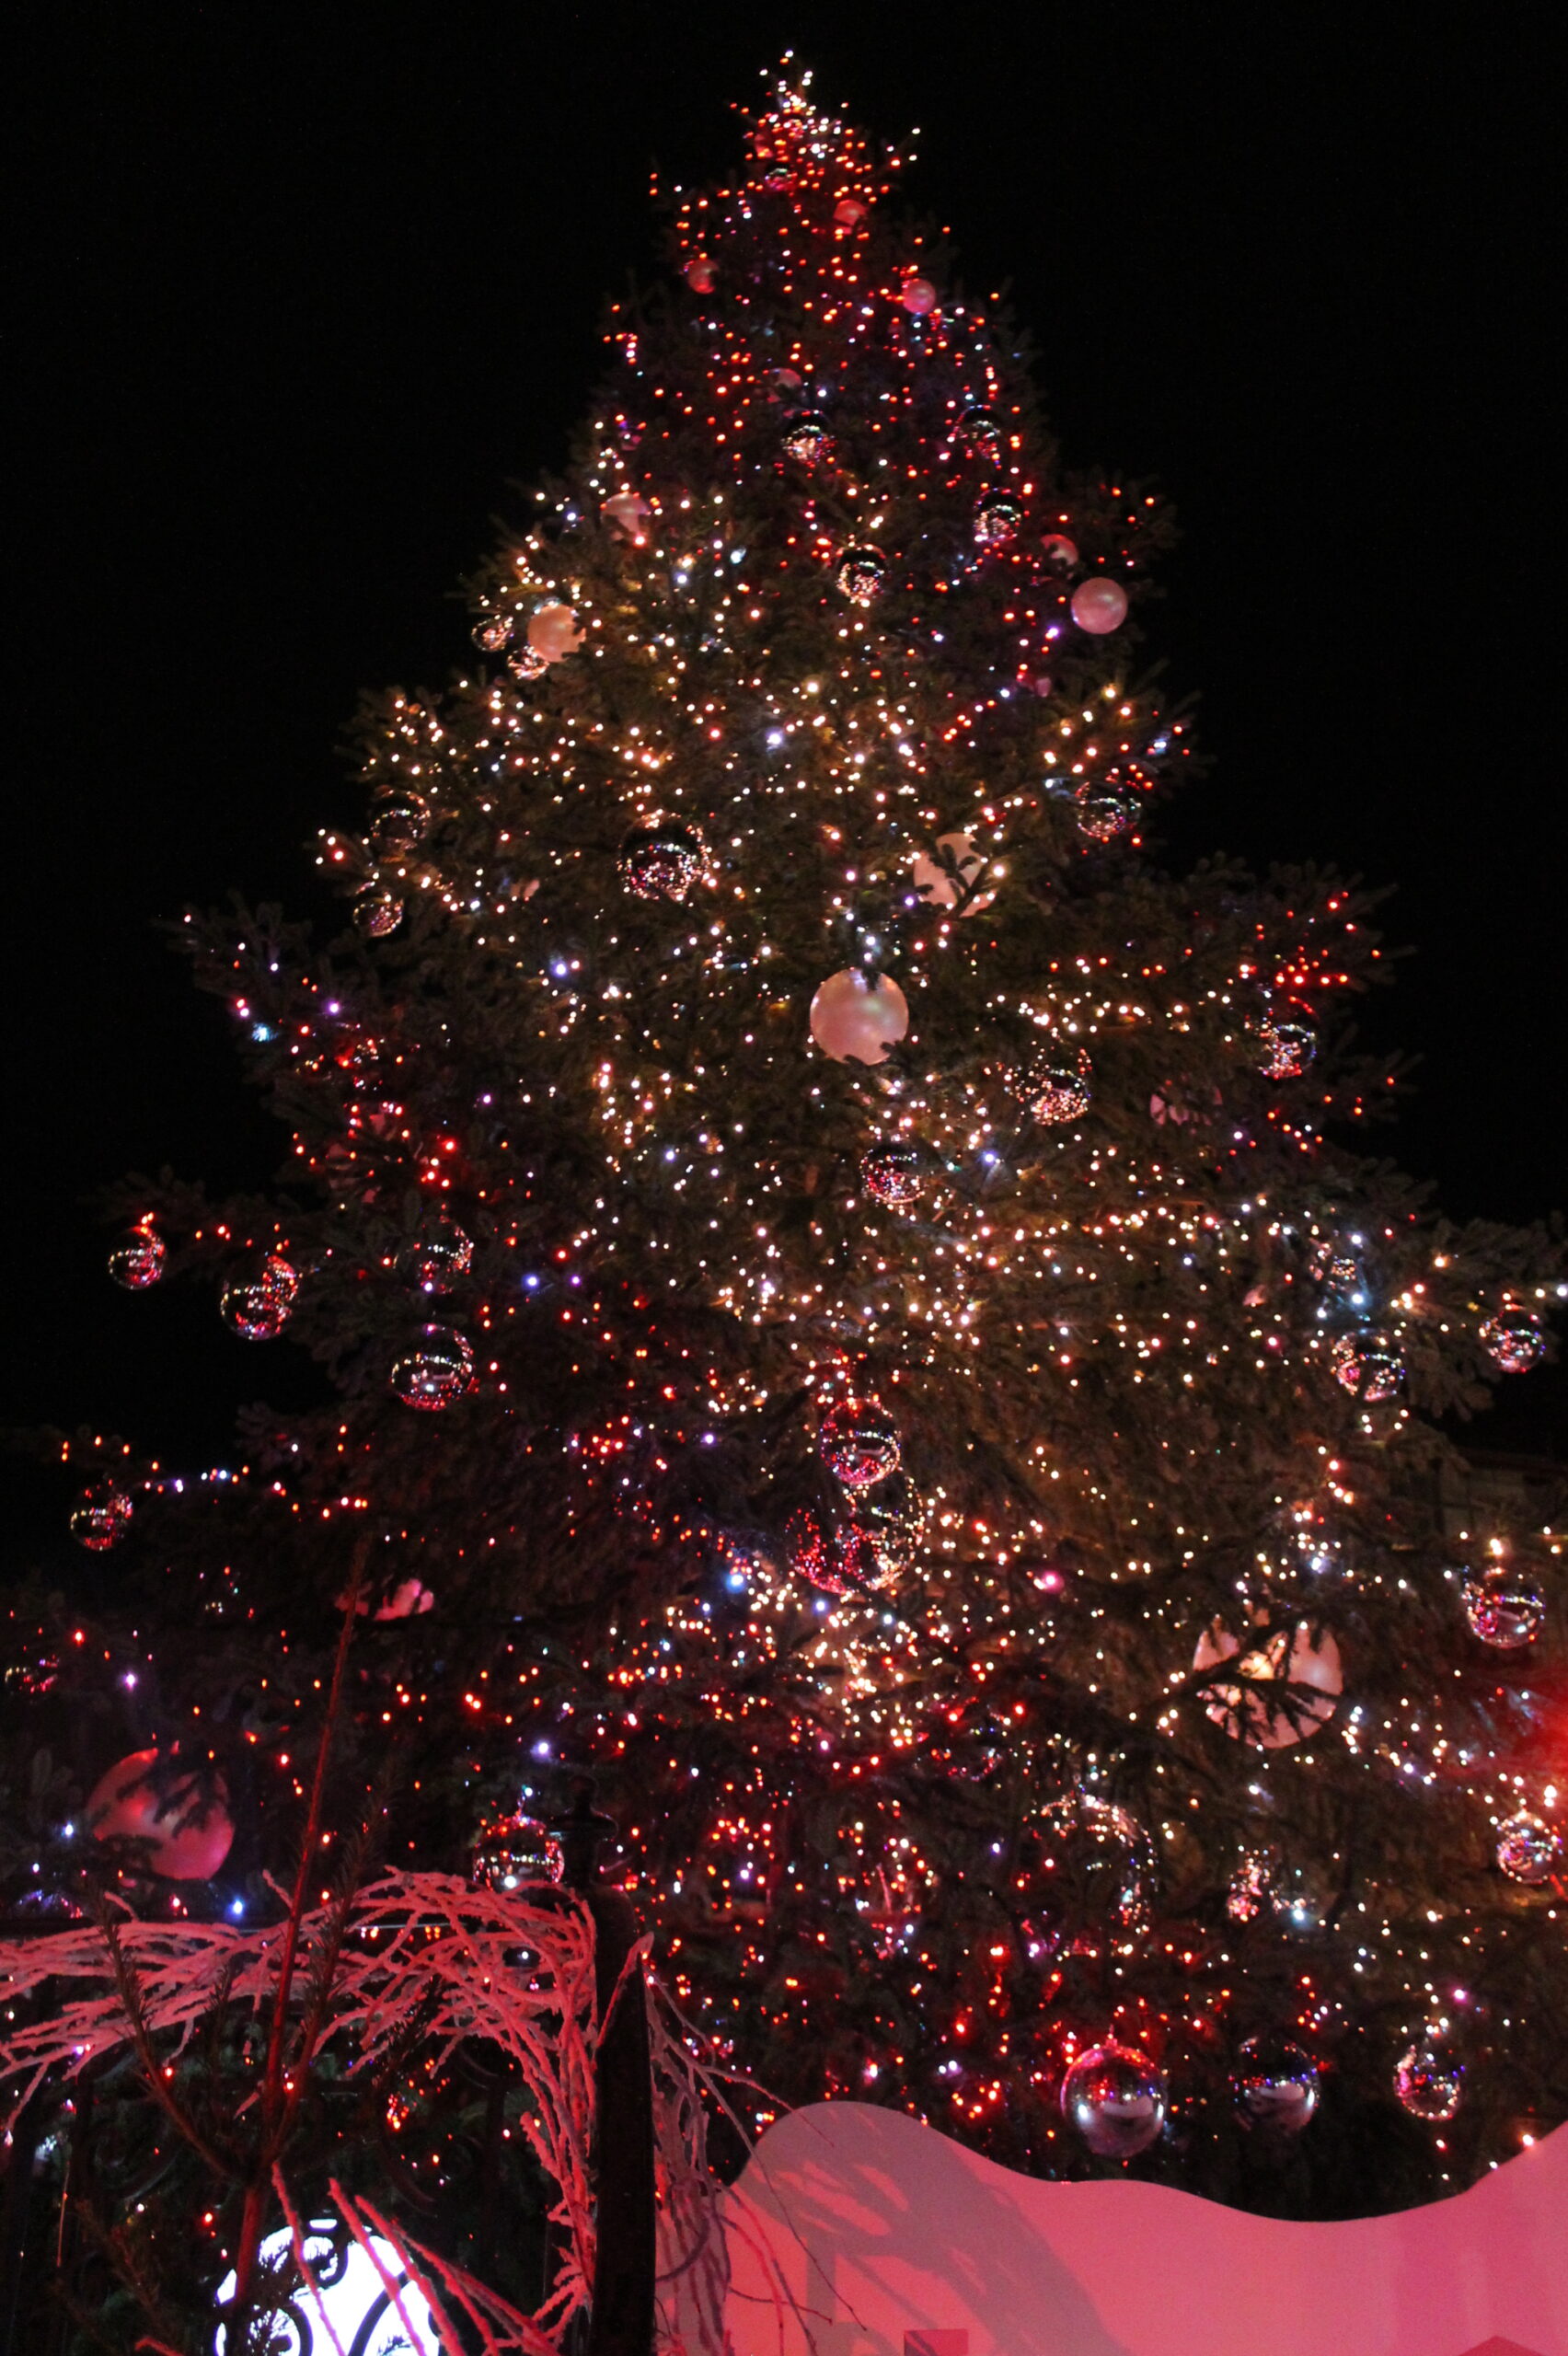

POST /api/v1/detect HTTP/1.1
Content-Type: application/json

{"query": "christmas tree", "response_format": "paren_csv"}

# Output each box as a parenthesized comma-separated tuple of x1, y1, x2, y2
(5, 60, 1566, 2345)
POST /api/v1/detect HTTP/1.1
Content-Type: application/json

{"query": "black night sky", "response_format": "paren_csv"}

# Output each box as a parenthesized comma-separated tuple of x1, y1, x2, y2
(9, 5, 1563, 1551)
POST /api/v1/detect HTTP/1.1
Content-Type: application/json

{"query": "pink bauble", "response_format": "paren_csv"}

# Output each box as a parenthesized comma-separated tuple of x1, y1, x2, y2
(86, 1749, 235, 1880)
(911, 831, 997, 915)
(1040, 533, 1079, 572)
(1070, 577, 1129, 634)
(835, 198, 868, 226)
(900, 276, 939, 317)
(684, 255, 715, 293)
(603, 491, 651, 543)
(526, 603, 583, 664)
(1193, 1619, 1343, 1750)
(810, 970, 910, 1065)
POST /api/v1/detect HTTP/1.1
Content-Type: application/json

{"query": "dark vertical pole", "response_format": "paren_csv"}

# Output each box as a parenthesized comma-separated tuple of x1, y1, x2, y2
(557, 1784, 655, 2356)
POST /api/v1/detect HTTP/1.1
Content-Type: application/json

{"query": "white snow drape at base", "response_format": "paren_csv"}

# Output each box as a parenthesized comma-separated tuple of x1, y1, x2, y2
(680, 2100, 1567, 2356)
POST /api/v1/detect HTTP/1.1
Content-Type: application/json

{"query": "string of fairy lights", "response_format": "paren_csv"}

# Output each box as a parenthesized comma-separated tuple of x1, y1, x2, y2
(32, 63, 1566, 2186)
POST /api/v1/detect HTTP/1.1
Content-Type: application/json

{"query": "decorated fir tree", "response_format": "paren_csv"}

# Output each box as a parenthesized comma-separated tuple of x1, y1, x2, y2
(4, 61, 1567, 2346)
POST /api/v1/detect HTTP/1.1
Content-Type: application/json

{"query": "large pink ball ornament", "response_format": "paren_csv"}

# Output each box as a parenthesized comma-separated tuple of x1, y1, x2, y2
(910, 831, 997, 914)
(809, 970, 910, 1065)
(526, 603, 583, 664)
(1070, 577, 1129, 634)
(86, 1749, 235, 1880)
(1193, 1616, 1343, 1749)
(900, 275, 939, 317)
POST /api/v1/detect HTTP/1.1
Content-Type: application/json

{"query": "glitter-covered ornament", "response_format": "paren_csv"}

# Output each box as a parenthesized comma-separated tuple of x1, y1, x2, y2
(1480, 1307, 1547, 1373)
(1193, 1616, 1343, 1749)
(603, 489, 651, 541)
(352, 883, 404, 940)
(86, 1749, 234, 1880)
(526, 603, 583, 663)
(820, 1397, 901, 1489)
(1255, 1013, 1318, 1080)
(471, 1812, 564, 1893)
(1060, 2043, 1167, 2160)
(1076, 789, 1136, 842)
(810, 969, 909, 1065)
(780, 414, 833, 467)
(1462, 1565, 1546, 1649)
(1070, 577, 1129, 634)
(71, 1480, 133, 1552)
(860, 1141, 926, 1207)
(1395, 2041, 1463, 2122)
(391, 1327, 475, 1411)
(974, 491, 1023, 548)
(911, 830, 997, 913)
(619, 818, 709, 901)
(836, 545, 887, 605)
(108, 1226, 165, 1290)
(404, 1217, 474, 1295)
(1494, 1809, 1562, 1884)
(369, 791, 429, 861)
(1040, 533, 1079, 573)
(955, 405, 1003, 462)
(1329, 1327, 1404, 1402)
(900, 275, 938, 316)
(1233, 2037, 1320, 2134)
(221, 1253, 299, 1342)
(472, 610, 513, 652)
(1015, 1043, 1092, 1125)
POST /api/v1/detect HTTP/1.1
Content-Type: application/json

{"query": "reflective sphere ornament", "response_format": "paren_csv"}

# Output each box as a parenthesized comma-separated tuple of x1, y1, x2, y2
(472, 610, 513, 652)
(1193, 1616, 1343, 1749)
(1076, 790, 1136, 843)
(506, 640, 549, 681)
(1233, 2037, 1320, 2135)
(1495, 1809, 1562, 1885)
(911, 830, 997, 912)
(974, 491, 1023, 548)
(1227, 1850, 1274, 1924)
(71, 1480, 133, 1552)
(221, 1253, 299, 1342)
(403, 1217, 474, 1295)
(900, 275, 938, 317)
(848, 1469, 924, 1582)
(86, 1749, 234, 1880)
(684, 255, 715, 293)
(619, 818, 709, 902)
(391, 1327, 475, 1411)
(352, 883, 404, 940)
(861, 1141, 926, 1207)
(1461, 1565, 1545, 1649)
(1481, 1308, 1547, 1373)
(1016, 1043, 1092, 1125)
(108, 1226, 165, 1290)
(471, 1812, 564, 1893)
(836, 545, 887, 605)
(820, 1396, 901, 1489)
(834, 197, 868, 227)
(1070, 577, 1129, 633)
(786, 1507, 849, 1598)
(810, 969, 909, 1065)
(526, 602, 583, 663)
(955, 405, 1003, 462)
(1060, 2043, 1168, 2160)
(780, 415, 834, 467)
(1041, 533, 1079, 573)
(369, 791, 429, 860)
(1395, 2041, 1463, 2123)
(1329, 1327, 1405, 1402)
(1256, 1013, 1318, 1080)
